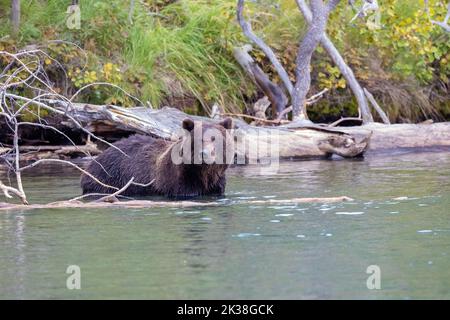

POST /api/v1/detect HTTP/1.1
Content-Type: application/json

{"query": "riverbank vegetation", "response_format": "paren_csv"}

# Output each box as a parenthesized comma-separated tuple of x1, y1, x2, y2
(1, 0, 450, 207)
(1, 0, 449, 122)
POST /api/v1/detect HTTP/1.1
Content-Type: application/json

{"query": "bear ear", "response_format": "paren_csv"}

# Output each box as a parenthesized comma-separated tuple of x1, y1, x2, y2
(219, 117, 234, 130)
(182, 118, 195, 132)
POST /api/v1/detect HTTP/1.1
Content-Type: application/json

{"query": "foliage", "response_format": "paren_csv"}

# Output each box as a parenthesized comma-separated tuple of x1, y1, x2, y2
(0, 0, 449, 122)
(324, 0, 450, 120)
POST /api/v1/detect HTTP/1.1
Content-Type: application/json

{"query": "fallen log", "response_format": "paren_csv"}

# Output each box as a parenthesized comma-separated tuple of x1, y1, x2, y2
(45, 101, 450, 157)
(47, 101, 370, 159)
(329, 122, 450, 151)
(0, 143, 101, 161)
(0, 196, 353, 212)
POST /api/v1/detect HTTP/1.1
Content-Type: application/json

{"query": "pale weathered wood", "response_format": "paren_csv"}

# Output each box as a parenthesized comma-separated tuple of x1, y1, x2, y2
(1, 143, 101, 161)
(333, 122, 450, 151)
(233, 45, 288, 116)
(20, 100, 450, 158)
(46, 100, 370, 159)
(364, 88, 390, 124)
(295, 0, 374, 123)
(48, 100, 450, 156)
(11, 0, 20, 37)
(0, 196, 353, 212)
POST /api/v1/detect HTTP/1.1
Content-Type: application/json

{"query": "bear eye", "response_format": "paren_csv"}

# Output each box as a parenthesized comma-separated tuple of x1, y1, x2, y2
(211, 136, 215, 142)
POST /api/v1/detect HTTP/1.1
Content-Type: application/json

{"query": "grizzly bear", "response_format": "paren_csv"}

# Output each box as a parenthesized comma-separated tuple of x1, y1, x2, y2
(80, 118, 234, 198)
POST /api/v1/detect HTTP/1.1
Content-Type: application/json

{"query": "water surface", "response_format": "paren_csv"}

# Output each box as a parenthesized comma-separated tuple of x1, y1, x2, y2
(1, 150, 449, 299)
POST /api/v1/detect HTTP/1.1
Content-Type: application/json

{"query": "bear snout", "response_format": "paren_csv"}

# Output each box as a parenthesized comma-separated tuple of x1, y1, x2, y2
(200, 148, 216, 163)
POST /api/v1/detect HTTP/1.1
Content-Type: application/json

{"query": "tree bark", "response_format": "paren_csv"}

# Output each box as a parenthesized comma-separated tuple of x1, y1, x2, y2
(11, 0, 20, 37)
(45, 100, 370, 160)
(334, 122, 450, 151)
(233, 45, 288, 116)
(292, 0, 334, 120)
(364, 88, 390, 124)
(0, 196, 354, 212)
(295, 0, 374, 123)
(237, 0, 294, 98)
(296, 0, 373, 123)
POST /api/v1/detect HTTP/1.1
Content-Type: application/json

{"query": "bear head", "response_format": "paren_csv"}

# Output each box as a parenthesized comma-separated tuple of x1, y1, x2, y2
(180, 117, 234, 165)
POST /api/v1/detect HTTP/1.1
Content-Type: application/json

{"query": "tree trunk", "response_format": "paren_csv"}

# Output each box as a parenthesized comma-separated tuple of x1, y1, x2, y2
(295, 0, 374, 123)
(11, 0, 20, 37)
(233, 46, 288, 116)
(291, 0, 332, 120)
(237, 0, 294, 98)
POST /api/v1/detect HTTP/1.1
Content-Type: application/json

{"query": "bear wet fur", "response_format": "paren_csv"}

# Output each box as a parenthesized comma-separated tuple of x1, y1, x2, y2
(80, 118, 234, 198)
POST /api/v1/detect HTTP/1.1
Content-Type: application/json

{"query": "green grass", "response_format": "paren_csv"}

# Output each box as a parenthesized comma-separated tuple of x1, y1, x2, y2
(1, 0, 263, 113)
(0, 0, 448, 121)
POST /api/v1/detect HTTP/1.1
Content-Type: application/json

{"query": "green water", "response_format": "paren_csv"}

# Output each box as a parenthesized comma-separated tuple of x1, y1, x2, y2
(1, 150, 450, 299)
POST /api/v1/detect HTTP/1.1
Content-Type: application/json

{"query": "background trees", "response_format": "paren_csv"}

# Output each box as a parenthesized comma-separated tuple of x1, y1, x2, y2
(0, 0, 449, 123)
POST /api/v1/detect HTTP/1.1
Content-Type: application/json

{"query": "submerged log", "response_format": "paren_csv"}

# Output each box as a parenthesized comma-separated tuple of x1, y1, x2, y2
(47, 101, 370, 160)
(0, 196, 354, 212)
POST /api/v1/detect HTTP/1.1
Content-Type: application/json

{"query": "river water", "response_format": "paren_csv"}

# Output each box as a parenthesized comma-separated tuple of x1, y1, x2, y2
(1, 150, 449, 299)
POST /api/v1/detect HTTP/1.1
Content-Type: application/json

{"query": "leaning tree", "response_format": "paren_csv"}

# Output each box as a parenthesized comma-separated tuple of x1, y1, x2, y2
(235, 0, 450, 124)
(11, 0, 20, 37)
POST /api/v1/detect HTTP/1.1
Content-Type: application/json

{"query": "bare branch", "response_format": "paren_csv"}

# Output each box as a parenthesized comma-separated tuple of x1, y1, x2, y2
(0, 48, 142, 206)
(0, 196, 354, 212)
(69, 193, 134, 202)
(236, 0, 294, 97)
(96, 177, 136, 202)
(131, 179, 155, 187)
(4, 93, 128, 157)
(0, 180, 26, 203)
(364, 88, 390, 124)
(276, 88, 329, 121)
(350, 0, 378, 23)
(11, 0, 20, 37)
(233, 45, 288, 117)
(19, 158, 119, 192)
(69, 82, 145, 105)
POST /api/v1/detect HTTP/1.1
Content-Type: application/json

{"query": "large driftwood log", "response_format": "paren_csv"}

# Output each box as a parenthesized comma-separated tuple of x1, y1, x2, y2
(48, 101, 450, 157)
(336, 122, 450, 151)
(48, 101, 370, 159)
(0, 143, 101, 161)
(16, 101, 450, 160)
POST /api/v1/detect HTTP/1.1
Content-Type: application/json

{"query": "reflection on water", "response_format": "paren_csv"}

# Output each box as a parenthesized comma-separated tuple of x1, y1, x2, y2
(0, 150, 450, 299)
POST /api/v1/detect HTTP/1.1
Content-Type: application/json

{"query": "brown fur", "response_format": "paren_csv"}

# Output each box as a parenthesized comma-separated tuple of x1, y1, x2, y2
(81, 118, 234, 198)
